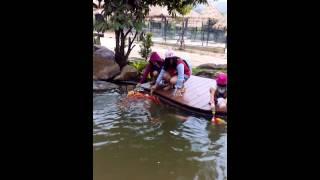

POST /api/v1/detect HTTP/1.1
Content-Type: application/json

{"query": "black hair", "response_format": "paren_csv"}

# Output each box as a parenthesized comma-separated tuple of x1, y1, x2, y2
(163, 56, 179, 71)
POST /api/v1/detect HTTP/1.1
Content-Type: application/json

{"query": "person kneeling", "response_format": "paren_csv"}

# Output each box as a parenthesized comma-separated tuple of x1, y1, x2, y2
(210, 72, 227, 117)
(136, 52, 164, 89)
(150, 55, 191, 96)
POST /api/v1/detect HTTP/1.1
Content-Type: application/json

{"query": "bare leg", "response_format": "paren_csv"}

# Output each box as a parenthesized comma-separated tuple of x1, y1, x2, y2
(162, 73, 172, 91)
(150, 71, 158, 85)
(163, 75, 177, 91)
(170, 76, 178, 85)
(163, 72, 171, 82)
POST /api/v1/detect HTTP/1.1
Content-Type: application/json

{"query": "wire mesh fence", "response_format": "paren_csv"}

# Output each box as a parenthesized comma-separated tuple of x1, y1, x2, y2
(141, 16, 226, 48)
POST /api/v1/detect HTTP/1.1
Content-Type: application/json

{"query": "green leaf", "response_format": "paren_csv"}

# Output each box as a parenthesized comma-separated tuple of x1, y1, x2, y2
(128, 20, 133, 27)
(134, 22, 144, 31)
(113, 22, 120, 30)
(118, 14, 125, 21)
(119, 24, 125, 29)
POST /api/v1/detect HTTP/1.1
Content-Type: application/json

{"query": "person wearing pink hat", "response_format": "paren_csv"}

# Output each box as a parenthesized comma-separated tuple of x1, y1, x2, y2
(136, 52, 164, 88)
(209, 72, 227, 116)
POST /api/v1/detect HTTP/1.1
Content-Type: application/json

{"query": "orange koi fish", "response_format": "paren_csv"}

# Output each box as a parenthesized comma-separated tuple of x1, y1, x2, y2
(127, 91, 161, 104)
(211, 117, 227, 125)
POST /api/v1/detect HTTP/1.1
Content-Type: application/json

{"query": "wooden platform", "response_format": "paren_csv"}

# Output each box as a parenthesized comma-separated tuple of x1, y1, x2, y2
(141, 75, 219, 116)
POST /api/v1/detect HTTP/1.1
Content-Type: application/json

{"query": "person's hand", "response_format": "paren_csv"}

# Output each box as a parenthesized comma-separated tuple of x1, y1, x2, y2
(211, 102, 216, 115)
(150, 85, 158, 95)
(210, 101, 215, 110)
(211, 107, 216, 123)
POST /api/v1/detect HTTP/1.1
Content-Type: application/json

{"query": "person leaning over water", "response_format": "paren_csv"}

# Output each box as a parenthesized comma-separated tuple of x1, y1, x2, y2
(136, 52, 164, 88)
(209, 72, 227, 118)
(150, 51, 191, 96)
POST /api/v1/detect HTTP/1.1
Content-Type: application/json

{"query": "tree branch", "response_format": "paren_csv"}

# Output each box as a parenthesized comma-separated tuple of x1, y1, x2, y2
(125, 44, 135, 60)
(125, 31, 138, 59)
(115, 30, 120, 53)
(124, 27, 133, 39)
(120, 30, 126, 56)
(128, 32, 138, 51)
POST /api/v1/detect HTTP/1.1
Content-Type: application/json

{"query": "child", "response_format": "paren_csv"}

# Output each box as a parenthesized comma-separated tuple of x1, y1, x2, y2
(150, 51, 191, 96)
(209, 72, 227, 118)
(136, 52, 164, 88)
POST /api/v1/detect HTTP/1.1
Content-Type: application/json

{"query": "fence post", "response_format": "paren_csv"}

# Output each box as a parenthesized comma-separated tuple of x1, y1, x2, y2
(201, 22, 204, 46)
(164, 17, 167, 43)
(207, 19, 210, 46)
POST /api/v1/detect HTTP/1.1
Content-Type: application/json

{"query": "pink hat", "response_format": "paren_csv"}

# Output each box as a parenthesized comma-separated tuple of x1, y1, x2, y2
(216, 73, 227, 86)
(165, 49, 175, 58)
(149, 52, 162, 63)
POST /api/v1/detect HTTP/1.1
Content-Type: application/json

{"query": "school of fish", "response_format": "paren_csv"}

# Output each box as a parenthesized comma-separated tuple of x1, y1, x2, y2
(127, 90, 161, 104)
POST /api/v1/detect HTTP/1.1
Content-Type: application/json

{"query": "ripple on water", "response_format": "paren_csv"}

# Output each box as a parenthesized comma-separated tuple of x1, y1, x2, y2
(175, 117, 212, 153)
(93, 88, 227, 180)
(93, 140, 119, 148)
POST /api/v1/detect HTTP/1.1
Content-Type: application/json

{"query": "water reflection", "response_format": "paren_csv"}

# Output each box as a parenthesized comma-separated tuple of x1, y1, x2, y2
(93, 86, 227, 180)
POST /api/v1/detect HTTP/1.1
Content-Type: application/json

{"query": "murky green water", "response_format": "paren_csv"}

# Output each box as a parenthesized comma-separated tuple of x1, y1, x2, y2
(93, 85, 227, 180)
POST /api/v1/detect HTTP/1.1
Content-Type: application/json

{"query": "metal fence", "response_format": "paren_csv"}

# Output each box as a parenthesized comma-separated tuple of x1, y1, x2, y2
(141, 16, 226, 47)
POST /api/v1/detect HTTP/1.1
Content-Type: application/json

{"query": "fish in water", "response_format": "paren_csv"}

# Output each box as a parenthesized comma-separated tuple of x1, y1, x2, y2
(211, 117, 227, 125)
(127, 91, 161, 104)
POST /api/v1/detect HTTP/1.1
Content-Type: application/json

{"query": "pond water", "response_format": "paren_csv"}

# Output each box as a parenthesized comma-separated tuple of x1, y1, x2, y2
(93, 85, 227, 180)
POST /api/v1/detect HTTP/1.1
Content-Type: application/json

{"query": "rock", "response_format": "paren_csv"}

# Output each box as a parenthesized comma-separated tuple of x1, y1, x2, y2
(197, 63, 227, 70)
(215, 64, 227, 69)
(93, 81, 119, 91)
(195, 69, 216, 79)
(195, 69, 227, 79)
(93, 47, 120, 80)
(113, 65, 138, 81)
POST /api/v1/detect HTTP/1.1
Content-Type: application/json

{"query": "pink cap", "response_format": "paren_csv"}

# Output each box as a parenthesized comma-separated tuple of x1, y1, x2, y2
(165, 49, 175, 58)
(216, 73, 227, 86)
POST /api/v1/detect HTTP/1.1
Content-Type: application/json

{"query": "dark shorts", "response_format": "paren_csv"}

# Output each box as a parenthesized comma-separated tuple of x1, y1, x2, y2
(153, 66, 162, 73)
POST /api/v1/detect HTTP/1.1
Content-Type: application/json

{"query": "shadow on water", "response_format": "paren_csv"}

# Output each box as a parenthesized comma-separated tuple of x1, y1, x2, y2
(93, 84, 227, 180)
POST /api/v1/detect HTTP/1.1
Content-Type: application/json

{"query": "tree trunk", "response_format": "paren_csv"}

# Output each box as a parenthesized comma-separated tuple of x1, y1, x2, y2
(115, 30, 120, 56)
(115, 29, 127, 68)
(120, 30, 125, 57)
(114, 28, 138, 69)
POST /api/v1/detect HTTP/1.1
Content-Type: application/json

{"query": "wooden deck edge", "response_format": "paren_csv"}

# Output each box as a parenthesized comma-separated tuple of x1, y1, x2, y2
(142, 86, 214, 117)
(159, 96, 213, 118)
(110, 80, 227, 119)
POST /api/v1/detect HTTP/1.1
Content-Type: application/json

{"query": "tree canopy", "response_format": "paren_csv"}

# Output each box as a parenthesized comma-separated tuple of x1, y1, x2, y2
(93, 0, 208, 68)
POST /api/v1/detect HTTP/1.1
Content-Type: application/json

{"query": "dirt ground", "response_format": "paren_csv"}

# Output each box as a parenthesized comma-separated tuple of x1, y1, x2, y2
(100, 32, 227, 67)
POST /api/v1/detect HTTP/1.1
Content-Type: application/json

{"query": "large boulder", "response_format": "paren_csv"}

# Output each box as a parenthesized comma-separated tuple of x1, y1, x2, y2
(195, 69, 227, 79)
(93, 47, 120, 80)
(195, 69, 216, 79)
(197, 63, 227, 70)
(113, 65, 138, 81)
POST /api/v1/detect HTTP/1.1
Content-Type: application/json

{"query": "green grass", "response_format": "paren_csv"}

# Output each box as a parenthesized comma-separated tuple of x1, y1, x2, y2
(192, 67, 227, 79)
(128, 59, 148, 74)
(192, 67, 203, 75)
